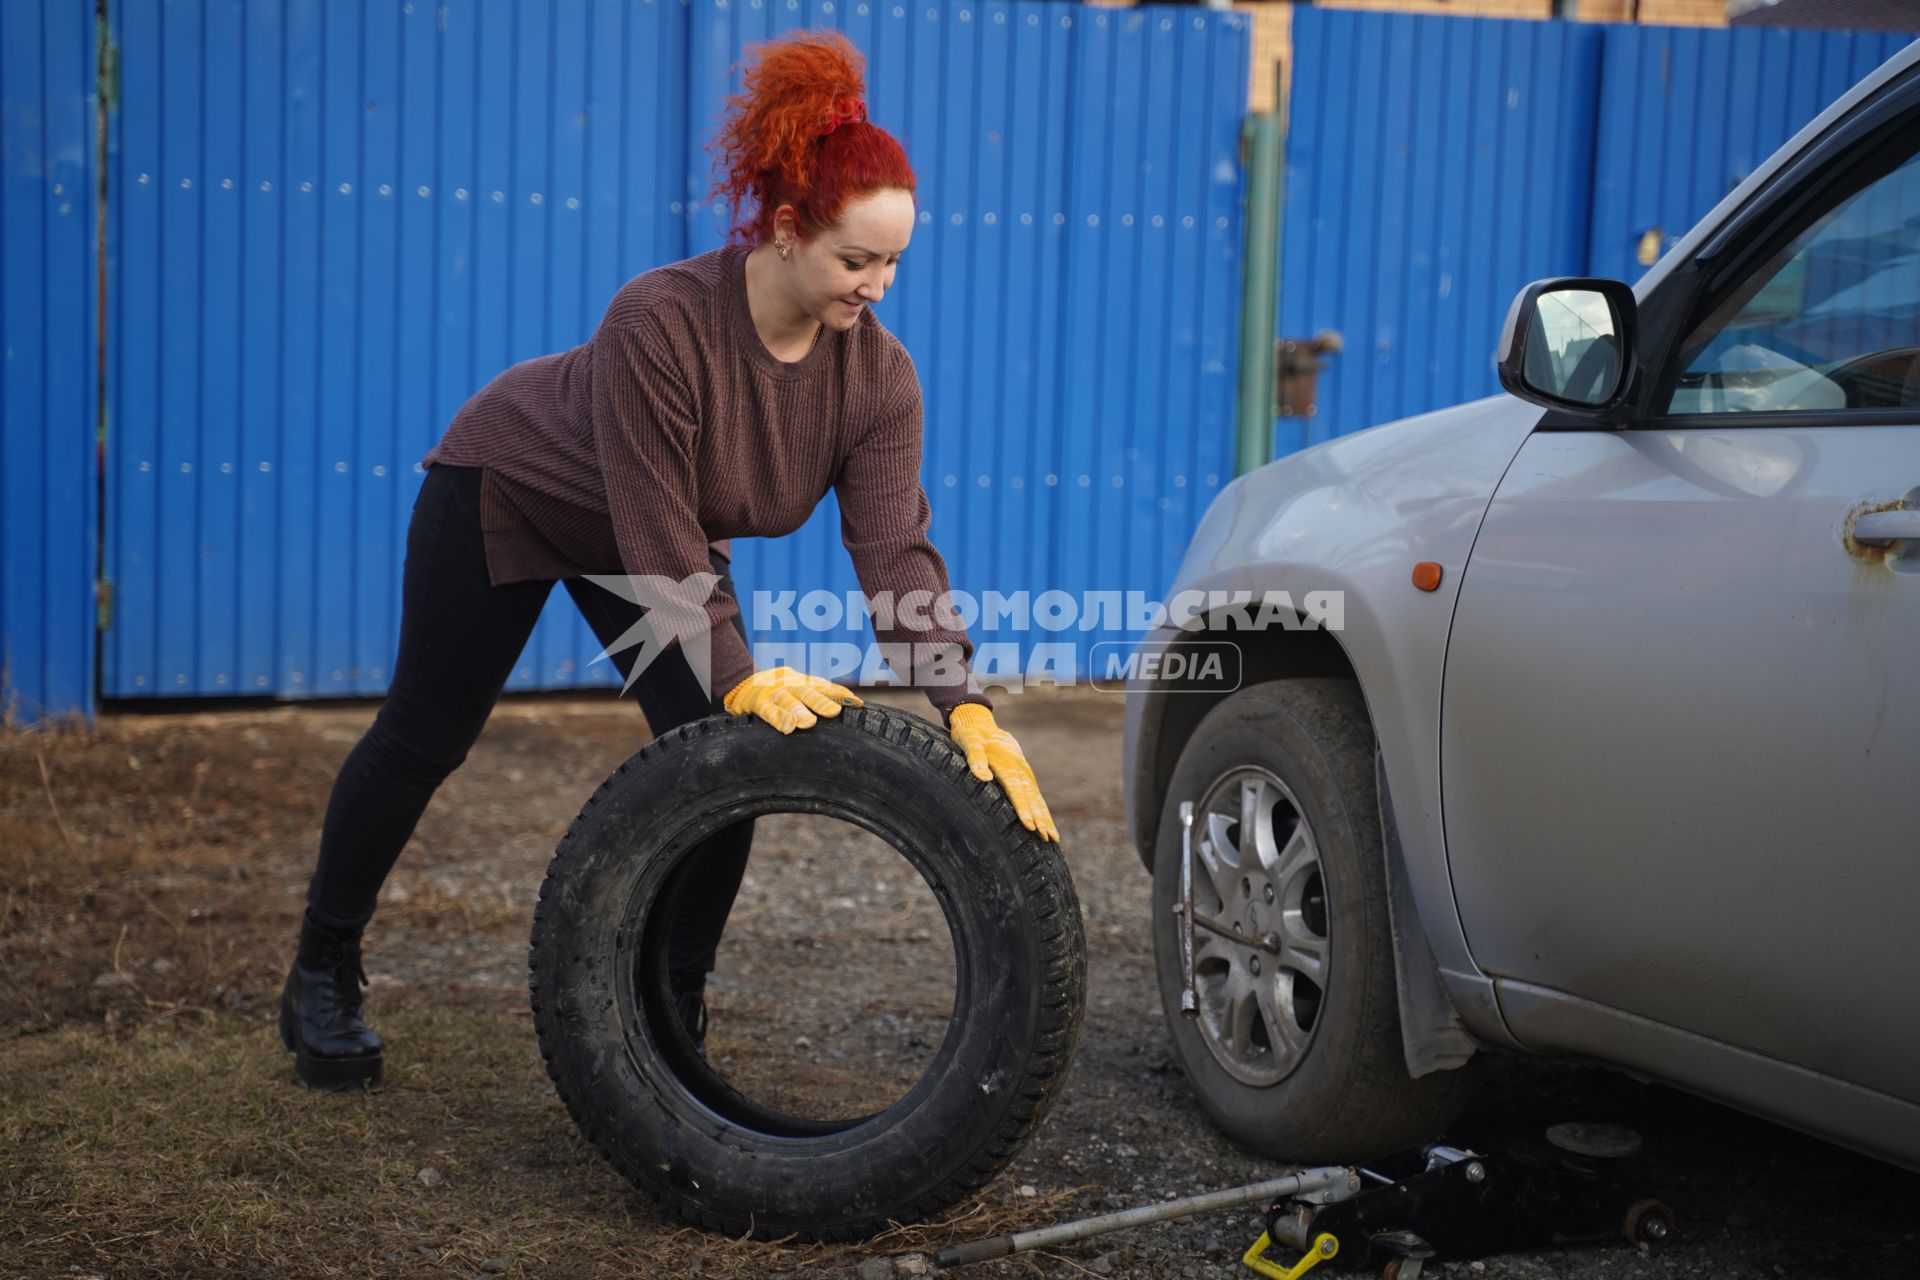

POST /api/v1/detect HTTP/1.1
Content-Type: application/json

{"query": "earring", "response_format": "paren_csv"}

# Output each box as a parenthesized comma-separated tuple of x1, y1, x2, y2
(777, 241, 791, 262)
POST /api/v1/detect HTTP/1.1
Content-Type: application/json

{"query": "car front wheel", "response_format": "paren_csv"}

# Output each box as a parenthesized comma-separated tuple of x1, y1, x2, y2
(1151, 678, 1470, 1161)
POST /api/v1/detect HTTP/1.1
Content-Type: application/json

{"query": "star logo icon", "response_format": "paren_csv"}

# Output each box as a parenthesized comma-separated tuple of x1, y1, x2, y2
(580, 571, 724, 697)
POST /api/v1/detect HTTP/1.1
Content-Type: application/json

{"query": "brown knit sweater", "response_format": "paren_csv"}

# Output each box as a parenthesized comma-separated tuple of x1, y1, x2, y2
(419, 243, 989, 718)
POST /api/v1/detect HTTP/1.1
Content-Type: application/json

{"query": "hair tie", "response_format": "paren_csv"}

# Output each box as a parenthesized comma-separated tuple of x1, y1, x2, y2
(820, 96, 867, 136)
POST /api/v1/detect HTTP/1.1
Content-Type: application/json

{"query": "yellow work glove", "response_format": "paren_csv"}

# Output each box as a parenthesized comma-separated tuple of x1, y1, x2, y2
(947, 704, 1059, 843)
(722, 666, 863, 734)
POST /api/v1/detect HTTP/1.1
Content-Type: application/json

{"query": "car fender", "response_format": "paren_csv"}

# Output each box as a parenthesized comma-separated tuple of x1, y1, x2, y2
(1123, 393, 1541, 1058)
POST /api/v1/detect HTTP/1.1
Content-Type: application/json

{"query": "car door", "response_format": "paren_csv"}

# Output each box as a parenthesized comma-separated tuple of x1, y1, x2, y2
(1439, 79, 1920, 1106)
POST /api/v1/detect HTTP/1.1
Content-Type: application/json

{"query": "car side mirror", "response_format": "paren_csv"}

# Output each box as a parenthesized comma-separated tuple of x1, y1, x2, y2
(1497, 279, 1637, 415)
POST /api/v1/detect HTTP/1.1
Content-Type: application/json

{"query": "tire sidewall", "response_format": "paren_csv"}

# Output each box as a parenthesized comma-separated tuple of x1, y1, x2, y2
(531, 707, 1078, 1237)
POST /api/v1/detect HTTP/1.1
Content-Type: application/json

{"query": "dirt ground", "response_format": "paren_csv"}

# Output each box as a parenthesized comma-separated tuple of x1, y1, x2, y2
(3, 685, 1915, 1279)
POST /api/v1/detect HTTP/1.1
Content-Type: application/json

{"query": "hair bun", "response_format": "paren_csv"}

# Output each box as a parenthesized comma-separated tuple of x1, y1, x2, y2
(707, 28, 915, 244)
(713, 31, 866, 198)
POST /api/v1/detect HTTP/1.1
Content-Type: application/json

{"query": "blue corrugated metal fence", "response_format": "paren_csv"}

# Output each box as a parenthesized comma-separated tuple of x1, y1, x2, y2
(1585, 22, 1918, 284)
(102, 0, 1250, 701)
(104, 0, 694, 700)
(49, 5, 1910, 716)
(0, 0, 98, 727)
(1278, 10, 1919, 453)
(1280, 11, 1602, 456)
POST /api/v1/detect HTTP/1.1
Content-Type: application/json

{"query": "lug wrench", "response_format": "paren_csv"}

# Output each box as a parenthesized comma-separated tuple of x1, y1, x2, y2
(1178, 800, 1198, 1017)
(1176, 801, 1284, 1021)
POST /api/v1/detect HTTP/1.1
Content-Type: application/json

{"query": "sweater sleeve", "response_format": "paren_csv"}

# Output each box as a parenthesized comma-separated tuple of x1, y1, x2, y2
(834, 360, 992, 721)
(592, 320, 757, 701)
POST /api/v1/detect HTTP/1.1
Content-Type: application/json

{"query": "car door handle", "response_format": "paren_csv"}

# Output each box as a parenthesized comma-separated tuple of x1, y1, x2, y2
(1852, 509, 1920, 547)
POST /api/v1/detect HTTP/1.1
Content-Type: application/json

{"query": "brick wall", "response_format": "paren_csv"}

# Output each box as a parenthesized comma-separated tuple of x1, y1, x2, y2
(1236, 2, 1294, 114)
(1094, 0, 1729, 113)
(1321, 0, 1550, 17)
(1578, 0, 1727, 23)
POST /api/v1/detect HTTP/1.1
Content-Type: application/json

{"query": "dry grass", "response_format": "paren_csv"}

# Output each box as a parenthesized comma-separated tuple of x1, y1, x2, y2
(0, 1003, 1086, 1278)
(3, 716, 318, 1036)
(0, 710, 1088, 1278)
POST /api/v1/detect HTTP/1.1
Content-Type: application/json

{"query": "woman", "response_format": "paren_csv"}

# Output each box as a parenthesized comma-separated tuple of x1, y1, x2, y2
(280, 30, 1058, 1092)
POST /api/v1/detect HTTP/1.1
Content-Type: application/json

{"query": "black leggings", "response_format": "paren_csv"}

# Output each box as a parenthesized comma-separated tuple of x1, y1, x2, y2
(303, 462, 751, 987)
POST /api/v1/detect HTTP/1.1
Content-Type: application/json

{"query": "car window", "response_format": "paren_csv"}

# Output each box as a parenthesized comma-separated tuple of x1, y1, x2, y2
(1661, 148, 1920, 416)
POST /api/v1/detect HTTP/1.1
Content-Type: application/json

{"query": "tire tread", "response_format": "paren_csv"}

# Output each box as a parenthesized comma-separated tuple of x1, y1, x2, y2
(529, 704, 1086, 1241)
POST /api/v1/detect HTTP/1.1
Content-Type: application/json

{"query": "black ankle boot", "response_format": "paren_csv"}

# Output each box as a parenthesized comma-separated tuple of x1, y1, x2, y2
(279, 916, 383, 1091)
(670, 974, 709, 1059)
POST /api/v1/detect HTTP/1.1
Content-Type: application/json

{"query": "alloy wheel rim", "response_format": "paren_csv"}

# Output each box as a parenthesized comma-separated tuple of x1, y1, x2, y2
(1187, 766, 1329, 1086)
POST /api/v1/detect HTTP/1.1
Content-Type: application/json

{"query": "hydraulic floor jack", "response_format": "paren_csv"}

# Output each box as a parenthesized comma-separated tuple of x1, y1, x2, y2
(932, 1126, 1674, 1277)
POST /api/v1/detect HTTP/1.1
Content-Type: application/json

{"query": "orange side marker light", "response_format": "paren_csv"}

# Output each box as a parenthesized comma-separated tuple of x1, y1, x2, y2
(1412, 562, 1443, 592)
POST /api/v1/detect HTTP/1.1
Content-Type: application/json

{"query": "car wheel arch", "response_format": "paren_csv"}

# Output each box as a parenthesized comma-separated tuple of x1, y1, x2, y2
(1132, 618, 1478, 1080)
(1131, 615, 1358, 875)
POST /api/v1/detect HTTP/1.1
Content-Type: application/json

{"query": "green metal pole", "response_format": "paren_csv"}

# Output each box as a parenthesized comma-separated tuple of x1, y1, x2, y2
(1235, 111, 1282, 478)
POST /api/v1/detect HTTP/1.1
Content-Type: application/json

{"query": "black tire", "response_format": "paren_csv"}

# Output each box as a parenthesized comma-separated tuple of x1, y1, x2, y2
(529, 703, 1086, 1241)
(1150, 678, 1470, 1162)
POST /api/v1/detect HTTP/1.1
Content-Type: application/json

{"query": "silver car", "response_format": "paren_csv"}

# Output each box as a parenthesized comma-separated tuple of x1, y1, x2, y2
(1123, 41, 1920, 1171)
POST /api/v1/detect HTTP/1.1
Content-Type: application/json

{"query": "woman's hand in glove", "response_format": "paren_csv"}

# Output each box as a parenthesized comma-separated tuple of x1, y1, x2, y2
(947, 704, 1060, 843)
(722, 667, 864, 734)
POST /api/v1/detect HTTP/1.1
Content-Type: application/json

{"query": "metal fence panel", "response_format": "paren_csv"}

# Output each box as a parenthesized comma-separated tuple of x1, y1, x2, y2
(1278, 8, 1603, 454)
(1587, 22, 1918, 285)
(103, 0, 691, 698)
(51, 4, 1920, 713)
(0, 0, 98, 726)
(1056, 6, 1248, 668)
(1277, 11, 1918, 458)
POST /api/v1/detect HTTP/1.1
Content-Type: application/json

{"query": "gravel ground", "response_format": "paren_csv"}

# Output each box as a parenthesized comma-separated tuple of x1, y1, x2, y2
(13, 684, 1917, 1278)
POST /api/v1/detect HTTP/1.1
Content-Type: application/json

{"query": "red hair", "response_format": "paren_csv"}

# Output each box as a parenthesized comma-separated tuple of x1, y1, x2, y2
(708, 30, 917, 245)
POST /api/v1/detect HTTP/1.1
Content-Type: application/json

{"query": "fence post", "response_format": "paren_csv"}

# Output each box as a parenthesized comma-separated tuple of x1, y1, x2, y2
(1235, 111, 1282, 477)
